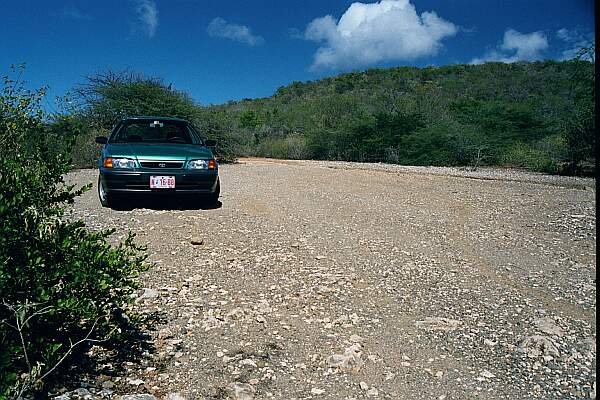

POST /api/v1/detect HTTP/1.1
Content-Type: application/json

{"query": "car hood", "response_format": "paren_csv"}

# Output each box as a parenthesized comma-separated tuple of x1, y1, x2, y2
(107, 143, 214, 161)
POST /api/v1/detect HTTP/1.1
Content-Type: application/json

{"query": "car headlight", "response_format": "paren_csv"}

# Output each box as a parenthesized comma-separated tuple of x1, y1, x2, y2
(103, 157, 136, 169)
(188, 159, 216, 170)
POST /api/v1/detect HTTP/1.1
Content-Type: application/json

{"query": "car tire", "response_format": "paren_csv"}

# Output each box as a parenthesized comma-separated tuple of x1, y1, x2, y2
(98, 176, 117, 208)
(205, 179, 220, 205)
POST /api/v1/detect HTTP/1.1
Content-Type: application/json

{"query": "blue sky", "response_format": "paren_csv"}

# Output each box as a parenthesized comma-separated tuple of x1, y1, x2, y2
(0, 0, 594, 110)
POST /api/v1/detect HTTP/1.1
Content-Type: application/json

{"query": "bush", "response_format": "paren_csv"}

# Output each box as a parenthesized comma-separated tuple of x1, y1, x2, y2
(500, 142, 554, 172)
(75, 70, 197, 129)
(69, 127, 107, 169)
(398, 120, 488, 167)
(255, 134, 307, 159)
(0, 68, 148, 397)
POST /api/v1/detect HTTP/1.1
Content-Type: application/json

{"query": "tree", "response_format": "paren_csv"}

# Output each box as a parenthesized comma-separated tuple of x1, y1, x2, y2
(563, 45, 595, 175)
(75, 70, 197, 129)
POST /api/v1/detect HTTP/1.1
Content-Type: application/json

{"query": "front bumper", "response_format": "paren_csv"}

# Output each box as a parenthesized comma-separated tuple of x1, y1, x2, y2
(99, 168, 219, 194)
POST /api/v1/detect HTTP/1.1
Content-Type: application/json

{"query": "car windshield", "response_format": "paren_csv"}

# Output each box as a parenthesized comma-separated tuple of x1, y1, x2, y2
(112, 121, 197, 144)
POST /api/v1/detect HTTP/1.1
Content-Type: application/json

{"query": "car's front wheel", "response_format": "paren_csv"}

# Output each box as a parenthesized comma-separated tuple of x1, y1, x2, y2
(98, 176, 117, 208)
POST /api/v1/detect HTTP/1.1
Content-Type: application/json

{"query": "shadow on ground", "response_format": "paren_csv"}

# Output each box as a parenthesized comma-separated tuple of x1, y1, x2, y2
(111, 195, 222, 211)
(41, 310, 168, 399)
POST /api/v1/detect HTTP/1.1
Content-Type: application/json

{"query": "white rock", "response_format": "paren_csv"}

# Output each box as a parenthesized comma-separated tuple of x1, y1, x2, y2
(326, 343, 363, 371)
(126, 378, 145, 386)
(533, 317, 564, 337)
(239, 359, 258, 368)
(366, 387, 379, 397)
(165, 393, 186, 400)
(140, 288, 159, 299)
(349, 334, 363, 343)
(480, 370, 495, 379)
(310, 388, 325, 395)
(415, 317, 461, 331)
(228, 382, 255, 400)
(359, 382, 369, 390)
(256, 299, 272, 314)
(519, 335, 560, 358)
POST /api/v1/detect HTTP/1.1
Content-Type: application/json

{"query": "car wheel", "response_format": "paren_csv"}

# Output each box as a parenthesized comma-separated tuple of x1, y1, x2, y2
(98, 176, 116, 208)
(205, 179, 220, 205)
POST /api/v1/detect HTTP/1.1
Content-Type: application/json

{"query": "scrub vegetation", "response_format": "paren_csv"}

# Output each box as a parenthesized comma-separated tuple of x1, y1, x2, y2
(210, 55, 595, 175)
(63, 52, 595, 176)
(0, 66, 149, 398)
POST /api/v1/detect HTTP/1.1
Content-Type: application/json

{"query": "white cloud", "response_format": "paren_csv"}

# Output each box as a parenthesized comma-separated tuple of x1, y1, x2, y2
(302, 0, 458, 70)
(134, 0, 158, 38)
(59, 6, 91, 20)
(556, 28, 574, 42)
(207, 17, 264, 46)
(556, 28, 594, 60)
(470, 29, 548, 64)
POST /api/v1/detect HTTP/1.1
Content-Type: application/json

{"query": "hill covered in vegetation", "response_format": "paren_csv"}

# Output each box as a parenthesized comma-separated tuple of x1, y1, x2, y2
(66, 59, 595, 175)
(196, 60, 594, 174)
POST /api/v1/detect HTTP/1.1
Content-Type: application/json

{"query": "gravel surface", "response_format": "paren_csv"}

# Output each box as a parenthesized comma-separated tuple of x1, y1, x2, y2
(61, 159, 596, 400)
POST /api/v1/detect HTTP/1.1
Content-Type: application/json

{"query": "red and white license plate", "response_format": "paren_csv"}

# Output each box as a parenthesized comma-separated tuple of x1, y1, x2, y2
(150, 176, 175, 189)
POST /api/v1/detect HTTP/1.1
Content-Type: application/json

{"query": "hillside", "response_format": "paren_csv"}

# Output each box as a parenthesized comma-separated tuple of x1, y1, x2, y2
(197, 60, 594, 174)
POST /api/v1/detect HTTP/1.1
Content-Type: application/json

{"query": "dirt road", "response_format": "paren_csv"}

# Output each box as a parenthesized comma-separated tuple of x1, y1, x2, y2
(65, 159, 596, 400)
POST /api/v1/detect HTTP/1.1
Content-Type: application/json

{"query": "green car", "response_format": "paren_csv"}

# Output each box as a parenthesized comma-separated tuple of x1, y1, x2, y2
(96, 117, 220, 208)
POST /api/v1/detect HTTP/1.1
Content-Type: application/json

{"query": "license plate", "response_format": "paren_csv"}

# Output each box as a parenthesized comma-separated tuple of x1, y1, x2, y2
(150, 176, 175, 189)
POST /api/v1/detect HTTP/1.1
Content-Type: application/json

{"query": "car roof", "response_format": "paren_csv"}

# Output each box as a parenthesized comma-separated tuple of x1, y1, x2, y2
(121, 116, 190, 123)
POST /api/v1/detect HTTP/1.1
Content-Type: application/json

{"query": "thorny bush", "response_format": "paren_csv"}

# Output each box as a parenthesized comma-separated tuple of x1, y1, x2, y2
(0, 65, 149, 398)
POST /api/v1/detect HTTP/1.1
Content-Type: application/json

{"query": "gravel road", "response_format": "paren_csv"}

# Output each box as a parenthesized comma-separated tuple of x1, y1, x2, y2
(63, 159, 596, 400)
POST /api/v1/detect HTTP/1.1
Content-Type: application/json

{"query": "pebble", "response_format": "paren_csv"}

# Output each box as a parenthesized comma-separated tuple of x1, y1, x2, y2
(164, 393, 186, 400)
(228, 382, 255, 400)
(140, 288, 159, 299)
(190, 238, 204, 245)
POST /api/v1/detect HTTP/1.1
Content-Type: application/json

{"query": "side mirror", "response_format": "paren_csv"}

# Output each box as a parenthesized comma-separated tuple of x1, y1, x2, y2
(95, 136, 108, 144)
(204, 139, 217, 147)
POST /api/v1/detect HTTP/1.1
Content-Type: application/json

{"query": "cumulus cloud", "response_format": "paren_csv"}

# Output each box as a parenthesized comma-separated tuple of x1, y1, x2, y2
(207, 17, 264, 46)
(556, 28, 594, 60)
(133, 0, 158, 38)
(470, 29, 548, 64)
(302, 0, 457, 70)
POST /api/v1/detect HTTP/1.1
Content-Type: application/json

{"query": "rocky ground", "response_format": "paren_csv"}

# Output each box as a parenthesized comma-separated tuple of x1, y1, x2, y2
(60, 159, 596, 400)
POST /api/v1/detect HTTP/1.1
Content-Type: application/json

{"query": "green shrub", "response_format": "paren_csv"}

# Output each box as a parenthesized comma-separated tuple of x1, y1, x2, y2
(69, 127, 107, 169)
(0, 68, 148, 397)
(500, 142, 554, 172)
(398, 120, 489, 167)
(255, 134, 307, 159)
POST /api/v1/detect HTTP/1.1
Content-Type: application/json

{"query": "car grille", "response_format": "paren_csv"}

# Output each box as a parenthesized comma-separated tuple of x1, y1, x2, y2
(140, 161, 184, 169)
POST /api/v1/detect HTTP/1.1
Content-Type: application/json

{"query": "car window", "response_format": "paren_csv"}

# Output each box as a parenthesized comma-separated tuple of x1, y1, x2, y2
(187, 125, 205, 145)
(112, 121, 193, 144)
